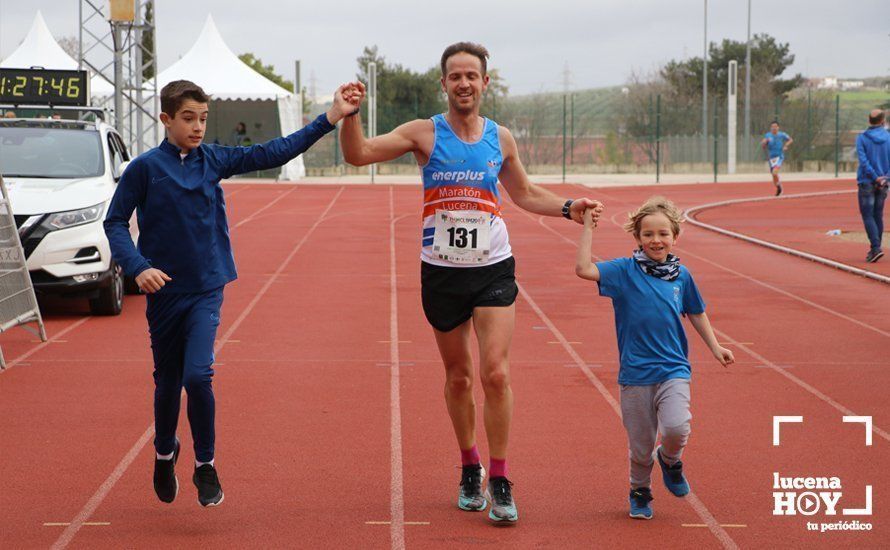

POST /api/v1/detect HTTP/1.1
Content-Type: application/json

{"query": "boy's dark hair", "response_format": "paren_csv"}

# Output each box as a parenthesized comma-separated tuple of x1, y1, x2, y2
(161, 80, 209, 117)
(770, 120, 779, 126)
(869, 110, 885, 125)
(440, 42, 489, 76)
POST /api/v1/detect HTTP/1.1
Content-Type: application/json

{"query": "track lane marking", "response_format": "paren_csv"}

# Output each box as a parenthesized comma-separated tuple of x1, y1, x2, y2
(51, 187, 344, 549)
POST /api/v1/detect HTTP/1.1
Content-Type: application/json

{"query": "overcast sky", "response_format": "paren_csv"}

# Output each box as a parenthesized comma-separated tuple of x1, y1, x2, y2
(1, 0, 887, 98)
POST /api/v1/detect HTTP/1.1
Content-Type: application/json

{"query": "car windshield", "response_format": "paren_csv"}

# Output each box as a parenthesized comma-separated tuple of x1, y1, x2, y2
(0, 126, 104, 179)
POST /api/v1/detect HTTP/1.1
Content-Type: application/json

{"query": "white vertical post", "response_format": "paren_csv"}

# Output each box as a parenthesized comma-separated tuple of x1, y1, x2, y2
(702, 0, 708, 161)
(134, 0, 144, 154)
(113, 23, 123, 129)
(728, 60, 738, 174)
(294, 59, 302, 127)
(744, 0, 752, 162)
(369, 62, 377, 183)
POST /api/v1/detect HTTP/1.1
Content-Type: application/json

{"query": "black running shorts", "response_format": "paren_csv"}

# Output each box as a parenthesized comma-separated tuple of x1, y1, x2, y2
(420, 257, 518, 332)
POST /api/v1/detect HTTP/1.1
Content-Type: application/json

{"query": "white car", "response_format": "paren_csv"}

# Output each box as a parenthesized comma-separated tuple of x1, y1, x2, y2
(0, 115, 133, 315)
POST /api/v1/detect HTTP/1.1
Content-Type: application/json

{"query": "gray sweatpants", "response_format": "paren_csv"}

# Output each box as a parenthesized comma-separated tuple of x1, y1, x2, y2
(619, 378, 691, 489)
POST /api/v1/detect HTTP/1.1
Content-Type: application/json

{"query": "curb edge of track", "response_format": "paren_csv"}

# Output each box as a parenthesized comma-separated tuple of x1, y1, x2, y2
(683, 190, 890, 285)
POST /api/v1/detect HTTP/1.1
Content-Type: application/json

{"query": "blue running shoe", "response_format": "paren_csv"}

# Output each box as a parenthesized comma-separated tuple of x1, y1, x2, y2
(656, 446, 690, 497)
(458, 464, 487, 511)
(485, 477, 518, 524)
(628, 487, 653, 520)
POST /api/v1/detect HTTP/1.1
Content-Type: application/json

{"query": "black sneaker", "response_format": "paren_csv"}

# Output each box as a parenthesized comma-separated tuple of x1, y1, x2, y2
(153, 438, 180, 503)
(867, 249, 884, 263)
(458, 464, 487, 511)
(484, 476, 518, 523)
(193, 464, 224, 507)
(775, 183, 783, 196)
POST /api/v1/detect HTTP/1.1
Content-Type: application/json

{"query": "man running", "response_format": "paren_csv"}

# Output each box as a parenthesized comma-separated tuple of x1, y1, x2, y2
(339, 42, 603, 524)
(761, 121, 793, 196)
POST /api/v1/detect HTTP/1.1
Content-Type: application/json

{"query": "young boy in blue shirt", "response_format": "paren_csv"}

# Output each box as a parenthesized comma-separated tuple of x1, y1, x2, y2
(575, 196, 734, 520)
(104, 79, 359, 507)
(760, 121, 793, 196)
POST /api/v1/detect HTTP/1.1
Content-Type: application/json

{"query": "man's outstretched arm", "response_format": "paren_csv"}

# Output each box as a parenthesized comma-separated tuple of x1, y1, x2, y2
(339, 81, 426, 166)
(498, 126, 603, 224)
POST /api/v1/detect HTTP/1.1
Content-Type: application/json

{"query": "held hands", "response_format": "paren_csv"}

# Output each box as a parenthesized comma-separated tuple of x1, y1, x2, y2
(570, 198, 604, 225)
(135, 268, 171, 294)
(326, 82, 366, 125)
(712, 345, 735, 367)
(582, 207, 597, 228)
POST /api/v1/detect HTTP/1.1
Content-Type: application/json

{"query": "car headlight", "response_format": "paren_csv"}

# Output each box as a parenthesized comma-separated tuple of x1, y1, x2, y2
(42, 204, 105, 231)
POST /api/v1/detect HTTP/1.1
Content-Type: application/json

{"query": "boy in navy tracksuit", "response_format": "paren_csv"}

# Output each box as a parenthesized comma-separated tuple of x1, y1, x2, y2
(104, 79, 358, 507)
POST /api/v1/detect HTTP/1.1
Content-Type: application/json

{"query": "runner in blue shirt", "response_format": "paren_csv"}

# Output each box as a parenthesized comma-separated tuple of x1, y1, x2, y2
(575, 196, 734, 520)
(760, 121, 793, 196)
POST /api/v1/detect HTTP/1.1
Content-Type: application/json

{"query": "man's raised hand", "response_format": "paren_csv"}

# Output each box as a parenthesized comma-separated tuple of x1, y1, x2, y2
(327, 82, 366, 125)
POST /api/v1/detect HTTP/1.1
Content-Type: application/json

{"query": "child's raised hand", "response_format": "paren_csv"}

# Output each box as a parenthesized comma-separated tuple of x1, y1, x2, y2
(568, 198, 604, 224)
(582, 207, 596, 228)
(713, 346, 735, 367)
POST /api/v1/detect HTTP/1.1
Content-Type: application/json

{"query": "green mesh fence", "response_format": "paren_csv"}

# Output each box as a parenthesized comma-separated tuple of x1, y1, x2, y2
(300, 90, 884, 178)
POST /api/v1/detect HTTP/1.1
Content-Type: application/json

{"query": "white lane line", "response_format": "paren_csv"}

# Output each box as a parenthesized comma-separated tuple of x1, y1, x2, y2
(51, 187, 344, 549)
(0, 318, 89, 374)
(529, 191, 890, 441)
(515, 281, 739, 550)
(388, 187, 407, 550)
(683, 190, 890, 285)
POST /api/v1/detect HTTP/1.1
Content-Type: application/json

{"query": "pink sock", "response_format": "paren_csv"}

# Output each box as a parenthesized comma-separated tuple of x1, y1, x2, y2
(460, 445, 481, 466)
(490, 457, 508, 478)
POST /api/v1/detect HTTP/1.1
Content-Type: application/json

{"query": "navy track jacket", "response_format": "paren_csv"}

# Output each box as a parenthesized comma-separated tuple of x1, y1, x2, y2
(104, 113, 335, 294)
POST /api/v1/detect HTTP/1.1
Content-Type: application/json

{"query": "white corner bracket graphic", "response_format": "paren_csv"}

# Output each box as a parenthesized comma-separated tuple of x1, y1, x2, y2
(842, 416, 873, 446)
(773, 416, 803, 446)
(843, 485, 873, 516)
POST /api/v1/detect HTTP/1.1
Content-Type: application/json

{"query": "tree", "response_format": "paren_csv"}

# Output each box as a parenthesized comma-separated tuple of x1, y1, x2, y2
(57, 36, 80, 60)
(141, 1, 155, 80)
(355, 45, 445, 135)
(238, 53, 294, 92)
(661, 33, 803, 104)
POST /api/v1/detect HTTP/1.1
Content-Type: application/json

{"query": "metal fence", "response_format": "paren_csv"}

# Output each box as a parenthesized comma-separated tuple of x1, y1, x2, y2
(300, 89, 884, 179)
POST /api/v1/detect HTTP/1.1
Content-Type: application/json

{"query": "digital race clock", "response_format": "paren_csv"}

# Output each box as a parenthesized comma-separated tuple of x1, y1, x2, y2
(0, 68, 90, 106)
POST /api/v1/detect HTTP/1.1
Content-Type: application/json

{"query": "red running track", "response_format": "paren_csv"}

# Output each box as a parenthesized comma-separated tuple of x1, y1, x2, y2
(689, 181, 889, 278)
(0, 179, 887, 549)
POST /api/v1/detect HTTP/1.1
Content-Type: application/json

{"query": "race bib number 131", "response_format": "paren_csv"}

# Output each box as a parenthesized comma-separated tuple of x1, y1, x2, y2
(432, 210, 491, 264)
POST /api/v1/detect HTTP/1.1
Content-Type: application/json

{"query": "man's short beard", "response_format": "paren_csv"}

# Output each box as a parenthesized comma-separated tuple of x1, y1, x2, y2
(448, 94, 480, 114)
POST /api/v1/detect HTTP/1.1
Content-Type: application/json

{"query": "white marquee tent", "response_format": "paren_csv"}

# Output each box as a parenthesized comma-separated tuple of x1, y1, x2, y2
(157, 15, 305, 180)
(0, 11, 114, 97)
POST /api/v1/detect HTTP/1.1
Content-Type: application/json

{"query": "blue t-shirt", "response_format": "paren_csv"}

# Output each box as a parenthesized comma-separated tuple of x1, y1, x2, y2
(596, 257, 706, 385)
(763, 131, 791, 158)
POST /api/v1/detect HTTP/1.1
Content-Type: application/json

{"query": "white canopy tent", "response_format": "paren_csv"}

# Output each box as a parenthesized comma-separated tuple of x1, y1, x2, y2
(157, 15, 305, 180)
(0, 11, 114, 97)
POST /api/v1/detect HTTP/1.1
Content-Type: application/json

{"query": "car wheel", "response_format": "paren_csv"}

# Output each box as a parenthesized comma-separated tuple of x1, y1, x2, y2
(90, 262, 124, 315)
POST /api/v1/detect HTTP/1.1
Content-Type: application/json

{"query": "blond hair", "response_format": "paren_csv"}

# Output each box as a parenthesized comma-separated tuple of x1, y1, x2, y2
(623, 196, 683, 237)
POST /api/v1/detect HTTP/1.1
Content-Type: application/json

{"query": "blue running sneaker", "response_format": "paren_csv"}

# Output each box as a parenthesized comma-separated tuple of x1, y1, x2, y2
(656, 445, 690, 497)
(628, 487, 653, 520)
(458, 464, 487, 511)
(485, 477, 518, 524)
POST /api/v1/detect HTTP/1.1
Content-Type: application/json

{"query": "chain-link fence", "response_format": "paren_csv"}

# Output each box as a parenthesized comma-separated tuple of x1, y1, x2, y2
(300, 88, 885, 179)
